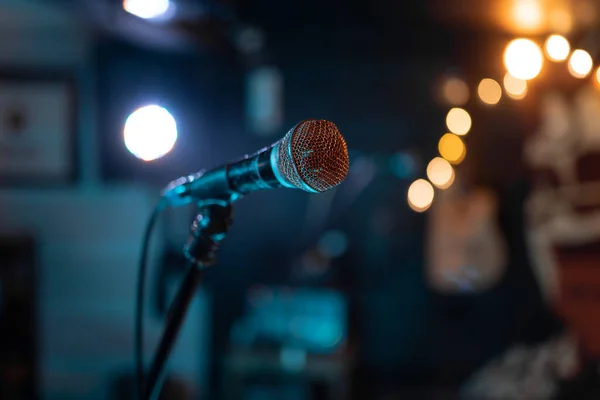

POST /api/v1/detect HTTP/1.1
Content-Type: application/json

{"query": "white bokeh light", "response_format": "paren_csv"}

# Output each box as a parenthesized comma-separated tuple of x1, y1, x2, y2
(568, 49, 593, 79)
(504, 38, 543, 80)
(124, 105, 177, 161)
(544, 35, 570, 62)
(407, 179, 435, 212)
(123, 0, 170, 19)
(426, 157, 455, 189)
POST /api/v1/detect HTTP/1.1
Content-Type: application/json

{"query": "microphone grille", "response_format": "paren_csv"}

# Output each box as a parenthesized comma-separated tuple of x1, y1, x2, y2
(278, 120, 349, 192)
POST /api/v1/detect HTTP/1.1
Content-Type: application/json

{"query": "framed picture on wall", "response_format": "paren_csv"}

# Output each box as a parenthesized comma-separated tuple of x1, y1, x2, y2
(0, 71, 77, 185)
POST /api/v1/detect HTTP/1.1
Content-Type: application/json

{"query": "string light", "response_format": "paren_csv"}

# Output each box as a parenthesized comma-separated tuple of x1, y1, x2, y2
(438, 133, 466, 164)
(568, 49, 593, 79)
(544, 35, 570, 62)
(503, 73, 527, 100)
(446, 108, 472, 136)
(407, 179, 435, 213)
(504, 38, 543, 80)
(427, 157, 455, 189)
(441, 77, 470, 106)
(478, 78, 502, 105)
(410, 33, 599, 212)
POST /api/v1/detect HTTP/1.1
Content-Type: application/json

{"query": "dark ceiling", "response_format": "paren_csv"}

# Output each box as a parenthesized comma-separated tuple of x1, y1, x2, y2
(236, 0, 453, 58)
(235, 0, 431, 32)
(66, 0, 456, 57)
(56, 0, 600, 60)
(56, 0, 599, 92)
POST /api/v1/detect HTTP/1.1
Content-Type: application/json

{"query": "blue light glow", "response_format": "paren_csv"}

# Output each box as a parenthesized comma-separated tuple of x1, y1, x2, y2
(317, 230, 349, 258)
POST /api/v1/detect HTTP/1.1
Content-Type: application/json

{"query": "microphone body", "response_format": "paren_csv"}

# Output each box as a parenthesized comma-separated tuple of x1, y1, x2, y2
(161, 142, 302, 207)
(161, 120, 348, 207)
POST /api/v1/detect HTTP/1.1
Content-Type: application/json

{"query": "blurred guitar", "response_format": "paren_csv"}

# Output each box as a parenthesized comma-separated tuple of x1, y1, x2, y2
(427, 182, 507, 294)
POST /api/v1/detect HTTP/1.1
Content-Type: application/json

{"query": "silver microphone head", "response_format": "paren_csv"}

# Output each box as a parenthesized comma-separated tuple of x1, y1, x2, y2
(273, 120, 349, 193)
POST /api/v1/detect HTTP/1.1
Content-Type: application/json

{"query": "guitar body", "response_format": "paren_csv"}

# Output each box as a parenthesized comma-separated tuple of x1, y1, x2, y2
(427, 184, 507, 294)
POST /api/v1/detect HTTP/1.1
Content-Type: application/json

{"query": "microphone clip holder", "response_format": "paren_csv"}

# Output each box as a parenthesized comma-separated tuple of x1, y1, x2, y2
(142, 202, 233, 400)
(184, 202, 233, 267)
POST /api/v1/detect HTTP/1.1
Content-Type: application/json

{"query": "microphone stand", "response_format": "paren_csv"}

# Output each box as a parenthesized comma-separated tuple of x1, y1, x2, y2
(142, 202, 233, 400)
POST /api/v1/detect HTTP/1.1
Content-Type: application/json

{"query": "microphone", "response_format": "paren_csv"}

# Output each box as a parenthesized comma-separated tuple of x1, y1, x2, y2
(161, 120, 349, 207)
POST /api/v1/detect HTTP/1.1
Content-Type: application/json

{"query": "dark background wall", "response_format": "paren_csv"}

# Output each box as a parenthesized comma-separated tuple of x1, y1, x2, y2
(95, 30, 560, 398)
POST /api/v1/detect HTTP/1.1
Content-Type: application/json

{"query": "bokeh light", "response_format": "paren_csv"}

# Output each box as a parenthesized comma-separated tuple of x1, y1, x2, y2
(426, 157, 455, 189)
(544, 35, 570, 62)
(124, 105, 177, 161)
(512, 0, 542, 32)
(123, 0, 170, 19)
(478, 78, 502, 105)
(548, 8, 573, 34)
(441, 77, 470, 106)
(317, 230, 349, 258)
(438, 133, 466, 164)
(596, 67, 600, 85)
(568, 49, 593, 79)
(446, 108, 472, 136)
(407, 179, 435, 213)
(503, 73, 528, 100)
(504, 38, 543, 80)
(544, 35, 571, 62)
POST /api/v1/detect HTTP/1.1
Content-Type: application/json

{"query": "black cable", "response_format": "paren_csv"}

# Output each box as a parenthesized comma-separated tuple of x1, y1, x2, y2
(135, 200, 167, 400)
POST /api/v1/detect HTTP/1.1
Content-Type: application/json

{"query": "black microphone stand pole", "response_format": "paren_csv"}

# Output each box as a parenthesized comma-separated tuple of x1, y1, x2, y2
(142, 203, 233, 400)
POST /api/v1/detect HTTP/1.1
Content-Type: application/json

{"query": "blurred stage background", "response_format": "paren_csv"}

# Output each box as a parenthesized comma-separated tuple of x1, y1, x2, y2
(1, 0, 600, 399)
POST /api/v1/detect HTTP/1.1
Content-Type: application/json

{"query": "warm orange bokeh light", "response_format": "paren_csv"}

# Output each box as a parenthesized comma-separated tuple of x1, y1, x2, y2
(548, 9, 573, 34)
(512, 0, 543, 32)
(478, 78, 502, 105)
(503, 73, 528, 100)
(441, 77, 470, 106)
(438, 133, 466, 164)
